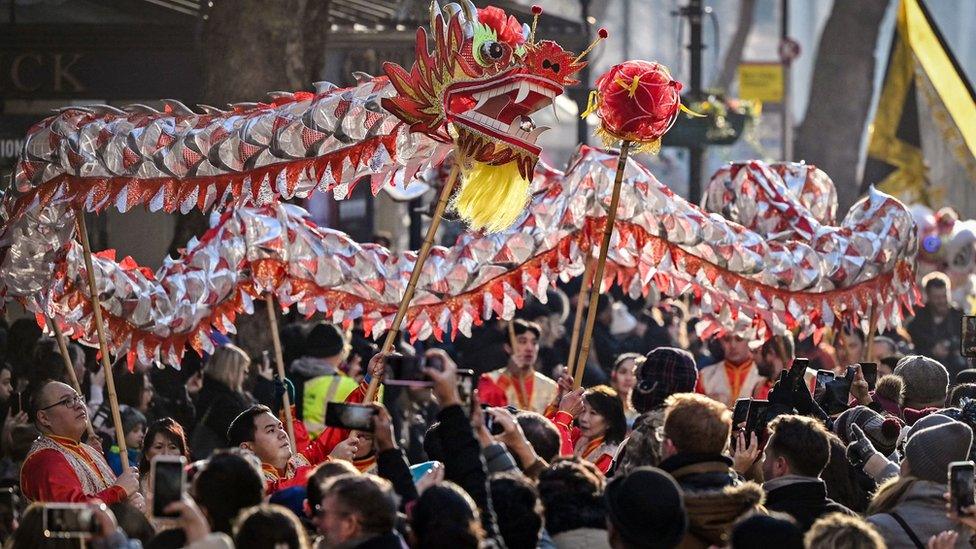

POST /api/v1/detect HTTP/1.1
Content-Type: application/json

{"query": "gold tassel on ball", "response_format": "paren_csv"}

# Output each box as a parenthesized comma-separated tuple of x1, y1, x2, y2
(453, 160, 531, 233)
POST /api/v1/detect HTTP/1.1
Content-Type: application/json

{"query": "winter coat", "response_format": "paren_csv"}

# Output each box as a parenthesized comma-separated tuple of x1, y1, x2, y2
(660, 453, 765, 549)
(868, 479, 969, 549)
(191, 375, 253, 459)
(764, 476, 855, 532)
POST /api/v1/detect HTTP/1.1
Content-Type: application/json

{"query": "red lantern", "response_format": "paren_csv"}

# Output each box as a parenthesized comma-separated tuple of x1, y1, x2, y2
(586, 60, 684, 152)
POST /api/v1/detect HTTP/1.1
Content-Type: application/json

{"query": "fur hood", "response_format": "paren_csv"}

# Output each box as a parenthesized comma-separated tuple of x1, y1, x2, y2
(289, 356, 339, 379)
(680, 481, 765, 548)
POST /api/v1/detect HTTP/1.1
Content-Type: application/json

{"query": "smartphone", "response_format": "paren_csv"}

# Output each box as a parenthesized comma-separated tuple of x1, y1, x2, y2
(859, 362, 878, 390)
(424, 354, 445, 372)
(483, 404, 518, 436)
(963, 316, 976, 358)
(325, 402, 378, 431)
(787, 358, 810, 389)
(151, 455, 187, 519)
(732, 399, 751, 429)
(0, 488, 19, 534)
(745, 399, 770, 439)
(409, 461, 437, 483)
(483, 405, 505, 436)
(822, 374, 854, 415)
(456, 369, 475, 409)
(950, 461, 976, 513)
(816, 369, 835, 389)
(845, 365, 858, 382)
(42, 503, 98, 539)
(8, 392, 20, 417)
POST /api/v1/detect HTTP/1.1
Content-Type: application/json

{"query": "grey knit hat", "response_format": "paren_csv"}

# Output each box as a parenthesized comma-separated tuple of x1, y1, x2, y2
(904, 420, 973, 483)
(833, 406, 903, 456)
(894, 355, 950, 407)
(907, 412, 955, 439)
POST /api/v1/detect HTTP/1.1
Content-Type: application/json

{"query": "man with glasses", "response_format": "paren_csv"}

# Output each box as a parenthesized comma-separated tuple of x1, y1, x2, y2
(315, 473, 401, 548)
(20, 380, 143, 509)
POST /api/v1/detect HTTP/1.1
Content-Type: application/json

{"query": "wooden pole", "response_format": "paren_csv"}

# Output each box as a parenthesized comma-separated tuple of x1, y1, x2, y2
(44, 315, 96, 439)
(365, 163, 460, 402)
(863, 302, 880, 362)
(573, 142, 631, 389)
(569, 255, 596, 388)
(265, 295, 296, 453)
(75, 211, 129, 470)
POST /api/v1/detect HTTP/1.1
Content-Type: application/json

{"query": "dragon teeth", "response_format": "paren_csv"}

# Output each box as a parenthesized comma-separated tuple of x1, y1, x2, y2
(473, 93, 490, 111)
(514, 82, 531, 105)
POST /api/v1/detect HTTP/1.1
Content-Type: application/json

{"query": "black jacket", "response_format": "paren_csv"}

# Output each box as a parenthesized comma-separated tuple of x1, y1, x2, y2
(191, 376, 254, 459)
(765, 478, 856, 532)
(436, 404, 503, 545)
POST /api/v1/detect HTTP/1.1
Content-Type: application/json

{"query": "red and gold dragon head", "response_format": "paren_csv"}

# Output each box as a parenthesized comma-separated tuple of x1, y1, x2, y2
(382, 1, 594, 232)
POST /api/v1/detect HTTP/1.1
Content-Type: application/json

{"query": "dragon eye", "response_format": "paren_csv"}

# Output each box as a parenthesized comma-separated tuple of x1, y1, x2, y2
(480, 41, 505, 62)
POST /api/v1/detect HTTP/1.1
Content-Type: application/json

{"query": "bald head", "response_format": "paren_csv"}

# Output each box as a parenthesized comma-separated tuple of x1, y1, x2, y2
(31, 380, 88, 441)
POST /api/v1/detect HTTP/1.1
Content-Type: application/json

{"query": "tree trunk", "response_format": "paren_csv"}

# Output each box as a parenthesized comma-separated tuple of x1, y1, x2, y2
(794, 0, 890, 213)
(167, 0, 328, 257)
(711, 0, 757, 92)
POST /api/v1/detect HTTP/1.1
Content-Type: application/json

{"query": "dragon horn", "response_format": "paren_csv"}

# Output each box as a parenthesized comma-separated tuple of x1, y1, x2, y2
(429, 0, 442, 30)
(442, 3, 461, 22)
(461, 0, 477, 24)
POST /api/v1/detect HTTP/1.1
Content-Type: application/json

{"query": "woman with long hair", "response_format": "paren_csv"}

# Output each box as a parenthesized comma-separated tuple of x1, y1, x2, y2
(610, 353, 641, 426)
(133, 418, 190, 527)
(191, 344, 255, 459)
(551, 385, 627, 473)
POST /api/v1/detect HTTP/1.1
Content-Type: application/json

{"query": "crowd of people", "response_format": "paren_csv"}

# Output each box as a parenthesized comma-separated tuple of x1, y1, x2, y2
(0, 269, 972, 548)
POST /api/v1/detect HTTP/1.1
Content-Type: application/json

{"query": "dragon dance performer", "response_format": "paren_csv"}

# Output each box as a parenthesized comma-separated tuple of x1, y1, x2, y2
(228, 354, 386, 494)
(21, 381, 143, 509)
(550, 385, 627, 474)
(479, 319, 558, 414)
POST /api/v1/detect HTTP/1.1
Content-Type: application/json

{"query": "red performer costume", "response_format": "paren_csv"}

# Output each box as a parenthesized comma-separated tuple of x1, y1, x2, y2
(549, 410, 616, 474)
(260, 376, 373, 494)
(21, 381, 133, 505)
(21, 434, 126, 504)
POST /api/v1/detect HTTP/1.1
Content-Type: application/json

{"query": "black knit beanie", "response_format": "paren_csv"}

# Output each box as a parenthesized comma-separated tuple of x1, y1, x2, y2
(605, 467, 687, 549)
(305, 322, 345, 359)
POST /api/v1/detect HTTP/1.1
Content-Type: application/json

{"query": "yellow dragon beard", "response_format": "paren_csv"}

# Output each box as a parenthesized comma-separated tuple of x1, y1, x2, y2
(452, 160, 531, 233)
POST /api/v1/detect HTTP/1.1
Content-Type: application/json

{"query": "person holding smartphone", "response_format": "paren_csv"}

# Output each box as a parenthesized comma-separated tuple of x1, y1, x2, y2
(227, 352, 389, 494)
(20, 381, 143, 511)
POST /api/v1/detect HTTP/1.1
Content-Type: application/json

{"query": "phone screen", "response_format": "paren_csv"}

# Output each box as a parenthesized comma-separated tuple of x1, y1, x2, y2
(457, 369, 474, 409)
(43, 504, 97, 538)
(424, 355, 445, 372)
(732, 399, 750, 428)
(859, 362, 878, 390)
(816, 370, 835, 387)
(963, 316, 976, 358)
(950, 461, 976, 512)
(745, 399, 770, 438)
(152, 457, 186, 518)
(325, 403, 377, 431)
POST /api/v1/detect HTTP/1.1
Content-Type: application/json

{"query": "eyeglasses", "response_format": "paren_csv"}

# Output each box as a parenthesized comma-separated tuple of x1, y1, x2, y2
(312, 503, 351, 519)
(38, 393, 85, 411)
